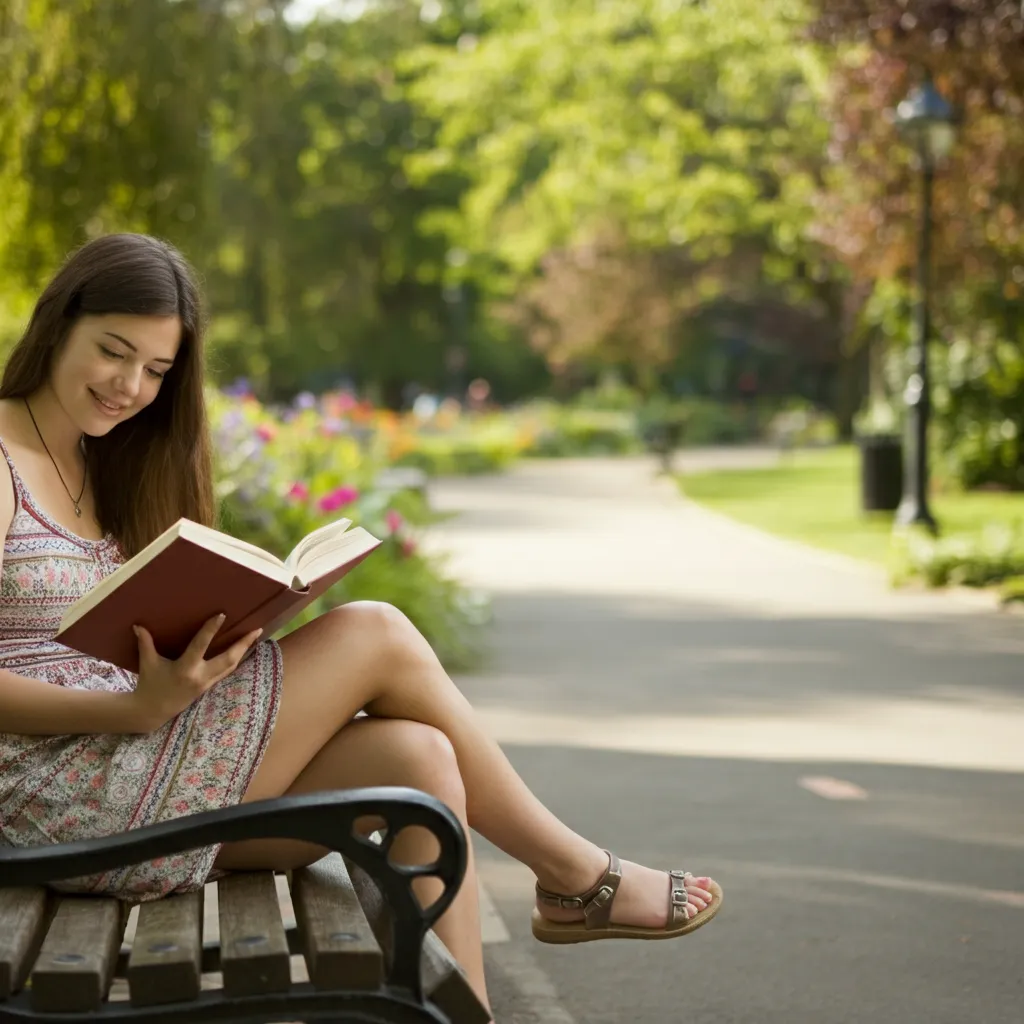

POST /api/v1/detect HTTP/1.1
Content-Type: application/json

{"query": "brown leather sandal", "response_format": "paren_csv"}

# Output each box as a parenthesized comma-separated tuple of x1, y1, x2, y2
(531, 851, 723, 944)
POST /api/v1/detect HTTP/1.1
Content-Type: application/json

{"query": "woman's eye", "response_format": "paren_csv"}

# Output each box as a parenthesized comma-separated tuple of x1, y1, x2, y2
(99, 345, 122, 359)
(146, 368, 166, 381)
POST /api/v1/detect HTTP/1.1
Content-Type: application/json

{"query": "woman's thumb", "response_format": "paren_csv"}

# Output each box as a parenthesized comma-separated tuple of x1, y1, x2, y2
(133, 624, 156, 660)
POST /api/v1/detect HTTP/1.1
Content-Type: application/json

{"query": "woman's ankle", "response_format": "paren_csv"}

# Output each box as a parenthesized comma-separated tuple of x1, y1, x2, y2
(533, 844, 610, 896)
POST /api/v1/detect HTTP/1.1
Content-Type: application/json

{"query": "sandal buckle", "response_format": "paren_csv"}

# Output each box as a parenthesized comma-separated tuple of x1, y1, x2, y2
(559, 896, 584, 910)
(670, 888, 689, 907)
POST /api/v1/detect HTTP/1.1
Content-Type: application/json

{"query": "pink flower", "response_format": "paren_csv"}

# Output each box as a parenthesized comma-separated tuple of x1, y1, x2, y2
(317, 485, 360, 513)
(255, 423, 276, 442)
(204, 786, 219, 800)
(185, 773, 201, 786)
(287, 481, 309, 502)
(385, 509, 404, 534)
(400, 537, 417, 558)
(175, 800, 189, 814)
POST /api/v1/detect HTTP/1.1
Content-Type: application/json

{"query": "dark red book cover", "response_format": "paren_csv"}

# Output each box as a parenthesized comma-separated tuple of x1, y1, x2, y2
(53, 535, 381, 673)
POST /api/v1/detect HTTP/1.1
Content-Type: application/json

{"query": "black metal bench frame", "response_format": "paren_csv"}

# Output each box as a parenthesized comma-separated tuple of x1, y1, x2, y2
(0, 787, 468, 1024)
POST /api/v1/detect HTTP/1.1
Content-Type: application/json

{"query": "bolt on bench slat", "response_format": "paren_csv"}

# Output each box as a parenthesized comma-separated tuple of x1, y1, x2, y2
(291, 853, 383, 991)
(30, 897, 124, 1012)
(0, 888, 48, 999)
(218, 872, 290, 997)
(126, 889, 202, 1007)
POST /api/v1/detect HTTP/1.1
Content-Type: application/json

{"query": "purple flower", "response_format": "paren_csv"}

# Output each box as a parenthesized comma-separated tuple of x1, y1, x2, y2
(222, 377, 251, 398)
(294, 391, 317, 410)
(320, 417, 346, 436)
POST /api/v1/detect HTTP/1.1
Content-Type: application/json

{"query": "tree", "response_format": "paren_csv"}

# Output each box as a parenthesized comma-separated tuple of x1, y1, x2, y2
(407, 0, 850, 398)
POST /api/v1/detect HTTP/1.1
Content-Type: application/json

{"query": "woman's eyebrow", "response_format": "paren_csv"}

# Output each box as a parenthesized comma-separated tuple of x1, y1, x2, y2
(103, 331, 175, 365)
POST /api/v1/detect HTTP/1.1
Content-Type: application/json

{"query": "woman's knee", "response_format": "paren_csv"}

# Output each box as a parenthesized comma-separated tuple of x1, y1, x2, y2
(328, 600, 435, 675)
(375, 718, 466, 813)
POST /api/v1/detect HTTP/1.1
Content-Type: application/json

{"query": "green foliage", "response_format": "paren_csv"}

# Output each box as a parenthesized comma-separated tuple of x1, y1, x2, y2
(933, 332, 1024, 491)
(523, 403, 640, 457)
(209, 390, 490, 669)
(893, 524, 1024, 589)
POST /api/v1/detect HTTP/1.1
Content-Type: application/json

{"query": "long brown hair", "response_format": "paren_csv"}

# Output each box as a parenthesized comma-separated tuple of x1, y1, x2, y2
(0, 233, 215, 557)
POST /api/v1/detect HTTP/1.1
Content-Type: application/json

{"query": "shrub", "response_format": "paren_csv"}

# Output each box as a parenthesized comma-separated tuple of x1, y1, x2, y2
(933, 333, 1024, 491)
(893, 521, 1024, 589)
(209, 390, 489, 669)
(525, 404, 640, 457)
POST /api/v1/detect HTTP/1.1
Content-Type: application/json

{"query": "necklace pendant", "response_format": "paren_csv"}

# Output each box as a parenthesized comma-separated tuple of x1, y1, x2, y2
(74, 504, 82, 517)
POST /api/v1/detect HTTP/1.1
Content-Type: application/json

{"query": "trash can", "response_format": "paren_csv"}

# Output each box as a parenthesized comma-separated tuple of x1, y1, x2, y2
(858, 434, 903, 512)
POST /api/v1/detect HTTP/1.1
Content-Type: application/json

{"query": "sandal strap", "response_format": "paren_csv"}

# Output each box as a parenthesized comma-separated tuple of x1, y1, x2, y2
(535, 851, 623, 930)
(668, 869, 691, 926)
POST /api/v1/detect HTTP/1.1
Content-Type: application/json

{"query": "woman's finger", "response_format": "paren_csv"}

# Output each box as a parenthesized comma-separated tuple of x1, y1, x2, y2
(206, 629, 262, 683)
(133, 624, 159, 666)
(182, 613, 227, 664)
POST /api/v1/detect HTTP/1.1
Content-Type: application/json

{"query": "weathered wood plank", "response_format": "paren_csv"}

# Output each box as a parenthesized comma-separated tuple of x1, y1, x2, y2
(217, 872, 290, 996)
(346, 859, 490, 1024)
(30, 896, 123, 1012)
(126, 890, 203, 1006)
(291, 854, 383, 991)
(0, 888, 48, 999)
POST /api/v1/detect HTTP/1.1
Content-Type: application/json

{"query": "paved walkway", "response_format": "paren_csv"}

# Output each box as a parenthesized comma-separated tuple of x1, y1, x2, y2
(424, 455, 1024, 1024)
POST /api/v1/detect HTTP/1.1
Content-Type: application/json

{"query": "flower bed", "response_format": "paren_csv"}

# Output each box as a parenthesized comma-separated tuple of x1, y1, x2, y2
(209, 389, 489, 669)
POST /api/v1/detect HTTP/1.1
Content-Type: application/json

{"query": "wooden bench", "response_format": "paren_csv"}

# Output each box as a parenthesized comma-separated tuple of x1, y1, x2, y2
(0, 788, 490, 1024)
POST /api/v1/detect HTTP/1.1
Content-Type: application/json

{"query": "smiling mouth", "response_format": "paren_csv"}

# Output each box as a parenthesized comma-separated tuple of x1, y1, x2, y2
(89, 389, 130, 413)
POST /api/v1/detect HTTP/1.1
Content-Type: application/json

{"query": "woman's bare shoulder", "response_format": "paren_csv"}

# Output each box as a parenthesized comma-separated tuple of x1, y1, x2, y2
(0, 402, 17, 540)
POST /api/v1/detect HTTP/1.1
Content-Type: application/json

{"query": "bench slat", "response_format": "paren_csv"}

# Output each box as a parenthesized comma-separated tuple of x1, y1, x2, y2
(0, 888, 48, 999)
(126, 890, 202, 1007)
(346, 859, 490, 1024)
(218, 872, 290, 996)
(30, 896, 123, 1012)
(291, 853, 383, 991)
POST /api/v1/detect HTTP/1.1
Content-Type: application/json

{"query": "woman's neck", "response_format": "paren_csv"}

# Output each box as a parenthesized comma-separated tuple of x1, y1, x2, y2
(22, 388, 84, 464)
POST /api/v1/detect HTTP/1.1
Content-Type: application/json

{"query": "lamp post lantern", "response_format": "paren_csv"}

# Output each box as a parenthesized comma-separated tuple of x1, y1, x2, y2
(893, 77, 957, 534)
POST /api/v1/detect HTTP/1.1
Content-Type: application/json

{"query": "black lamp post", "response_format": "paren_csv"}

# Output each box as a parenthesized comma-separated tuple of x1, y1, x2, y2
(893, 77, 957, 533)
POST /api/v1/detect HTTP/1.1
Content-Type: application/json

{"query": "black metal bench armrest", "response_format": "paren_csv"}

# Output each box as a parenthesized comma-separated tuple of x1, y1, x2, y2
(0, 788, 466, 997)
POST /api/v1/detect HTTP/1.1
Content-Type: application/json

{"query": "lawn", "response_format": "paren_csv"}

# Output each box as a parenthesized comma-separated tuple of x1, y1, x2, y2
(676, 445, 1024, 568)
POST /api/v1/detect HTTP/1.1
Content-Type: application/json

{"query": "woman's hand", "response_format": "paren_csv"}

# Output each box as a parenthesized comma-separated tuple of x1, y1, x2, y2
(129, 614, 263, 733)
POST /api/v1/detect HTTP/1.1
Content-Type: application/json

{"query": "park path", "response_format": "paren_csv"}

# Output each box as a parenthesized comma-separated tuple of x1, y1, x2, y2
(425, 453, 1024, 1024)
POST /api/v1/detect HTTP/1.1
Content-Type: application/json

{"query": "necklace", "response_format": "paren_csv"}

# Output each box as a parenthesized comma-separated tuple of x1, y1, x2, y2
(23, 398, 87, 517)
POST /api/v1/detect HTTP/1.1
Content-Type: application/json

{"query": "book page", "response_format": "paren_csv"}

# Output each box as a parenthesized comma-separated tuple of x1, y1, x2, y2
(292, 526, 380, 588)
(179, 520, 286, 570)
(284, 517, 352, 575)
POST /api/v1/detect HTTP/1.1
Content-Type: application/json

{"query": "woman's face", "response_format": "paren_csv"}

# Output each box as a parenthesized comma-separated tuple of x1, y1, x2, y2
(49, 313, 182, 435)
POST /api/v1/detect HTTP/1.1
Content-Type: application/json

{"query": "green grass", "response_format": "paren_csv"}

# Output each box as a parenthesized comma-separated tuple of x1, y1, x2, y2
(677, 446, 1024, 568)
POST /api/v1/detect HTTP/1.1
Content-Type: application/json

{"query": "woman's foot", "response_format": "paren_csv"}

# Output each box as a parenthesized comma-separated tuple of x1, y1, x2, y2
(535, 852, 716, 928)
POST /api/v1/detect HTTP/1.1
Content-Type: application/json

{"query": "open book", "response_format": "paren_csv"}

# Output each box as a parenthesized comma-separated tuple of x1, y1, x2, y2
(55, 517, 382, 672)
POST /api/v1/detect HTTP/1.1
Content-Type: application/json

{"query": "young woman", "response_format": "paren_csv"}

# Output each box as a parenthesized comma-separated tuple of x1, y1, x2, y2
(0, 234, 722, 1016)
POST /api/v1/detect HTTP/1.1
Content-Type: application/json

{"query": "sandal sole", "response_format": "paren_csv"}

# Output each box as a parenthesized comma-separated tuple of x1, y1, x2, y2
(531, 880, 723, 944)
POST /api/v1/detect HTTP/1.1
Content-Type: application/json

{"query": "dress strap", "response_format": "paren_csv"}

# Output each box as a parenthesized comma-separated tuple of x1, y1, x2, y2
(0, 434, 25, 509)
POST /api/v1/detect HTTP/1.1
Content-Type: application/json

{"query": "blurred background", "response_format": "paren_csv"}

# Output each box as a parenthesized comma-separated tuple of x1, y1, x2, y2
(2, 0, 1023, 648)
(4, 6, 1024, 1019)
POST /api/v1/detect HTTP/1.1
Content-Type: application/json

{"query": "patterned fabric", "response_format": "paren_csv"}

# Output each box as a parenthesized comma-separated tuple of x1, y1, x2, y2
(0, 436, 283, 901)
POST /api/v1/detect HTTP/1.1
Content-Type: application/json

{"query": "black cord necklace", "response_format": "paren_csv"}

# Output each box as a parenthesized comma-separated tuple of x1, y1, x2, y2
(23, 397, 87, 517)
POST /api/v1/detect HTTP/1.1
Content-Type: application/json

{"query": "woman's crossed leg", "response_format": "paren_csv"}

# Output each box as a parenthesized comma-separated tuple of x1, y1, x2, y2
(215, 601, 719, 1015)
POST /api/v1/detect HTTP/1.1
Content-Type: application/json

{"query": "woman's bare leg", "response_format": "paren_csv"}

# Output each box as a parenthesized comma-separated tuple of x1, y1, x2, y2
(222, 602, 715, 932)
(215, 717, 486, 1008)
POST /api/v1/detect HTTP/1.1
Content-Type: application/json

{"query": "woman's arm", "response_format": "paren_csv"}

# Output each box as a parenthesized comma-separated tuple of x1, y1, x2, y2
(0, 669, 146, 735)
(0, 454, 148, 736)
